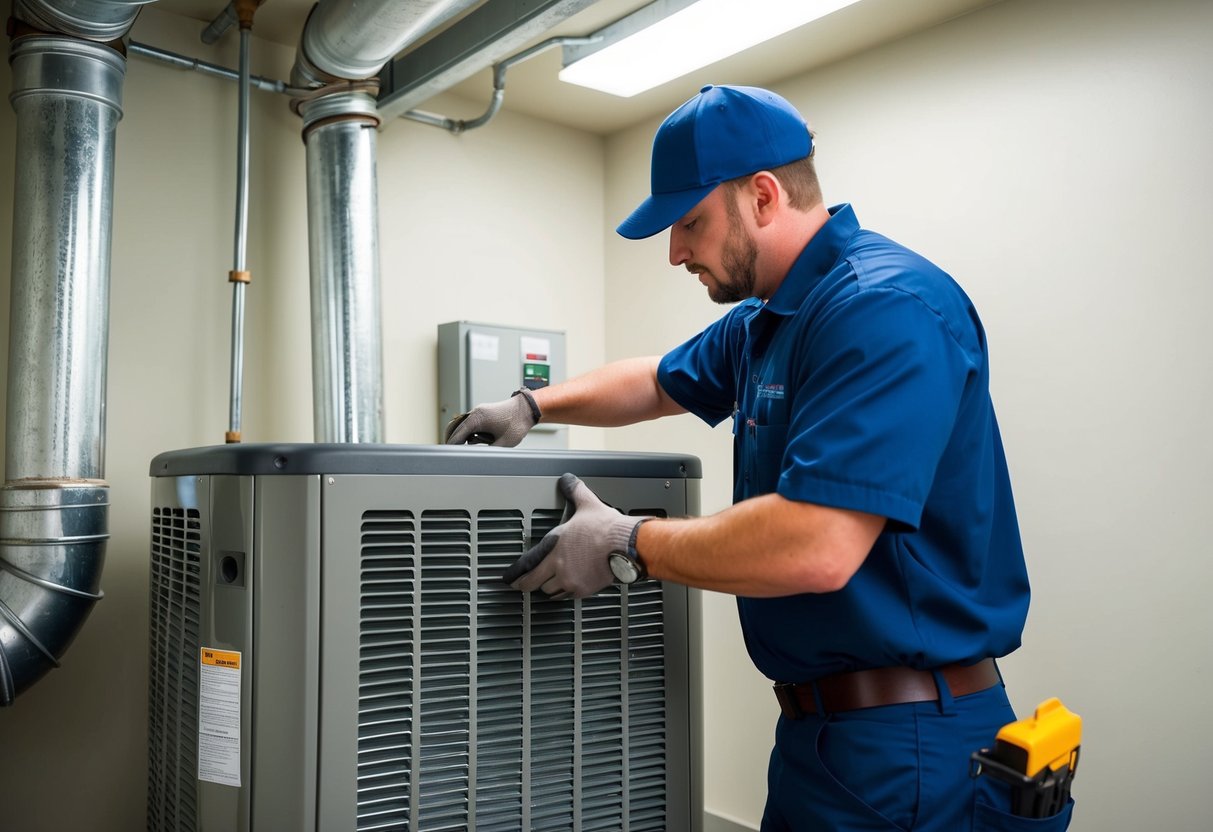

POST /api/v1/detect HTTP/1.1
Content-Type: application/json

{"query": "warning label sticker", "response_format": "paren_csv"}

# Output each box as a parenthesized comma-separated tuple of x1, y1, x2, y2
(198, 647, 242, 787)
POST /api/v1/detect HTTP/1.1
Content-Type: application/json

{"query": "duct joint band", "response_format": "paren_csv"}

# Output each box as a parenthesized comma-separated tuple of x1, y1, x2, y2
(301, 112, 382, 142)
(8, 34, 126, 114)
(291, 81, 381, 129)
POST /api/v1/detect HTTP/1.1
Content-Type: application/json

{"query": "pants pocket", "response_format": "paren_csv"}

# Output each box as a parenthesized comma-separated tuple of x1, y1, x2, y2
(974, 796, 1074, 830)
(814, 712, 918, 830)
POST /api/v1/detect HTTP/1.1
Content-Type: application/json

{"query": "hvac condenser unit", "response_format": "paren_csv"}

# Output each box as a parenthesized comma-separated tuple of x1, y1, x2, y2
(147, 444, 703, 832)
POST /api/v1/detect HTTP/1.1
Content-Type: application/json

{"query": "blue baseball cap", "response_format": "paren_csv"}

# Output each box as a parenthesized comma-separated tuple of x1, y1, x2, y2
(616, 84, 812, 240)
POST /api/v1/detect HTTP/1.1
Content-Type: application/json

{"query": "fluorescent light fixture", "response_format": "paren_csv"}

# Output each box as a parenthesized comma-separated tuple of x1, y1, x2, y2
(559, 0, 863, 98)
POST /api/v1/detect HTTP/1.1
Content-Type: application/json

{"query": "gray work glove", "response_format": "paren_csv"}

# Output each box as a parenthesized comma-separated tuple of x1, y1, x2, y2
(444, 388, 540, 446)
(502, 473, 644, 599)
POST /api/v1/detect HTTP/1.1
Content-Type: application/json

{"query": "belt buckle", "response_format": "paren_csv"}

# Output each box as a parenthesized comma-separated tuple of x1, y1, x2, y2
(772, 682, 804, 720)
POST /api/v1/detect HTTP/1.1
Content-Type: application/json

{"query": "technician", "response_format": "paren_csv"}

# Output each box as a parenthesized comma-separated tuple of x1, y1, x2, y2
(447, 85, 1067, 831)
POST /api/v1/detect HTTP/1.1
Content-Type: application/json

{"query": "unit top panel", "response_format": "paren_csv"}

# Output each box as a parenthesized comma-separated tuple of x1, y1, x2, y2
(150, 443, 702, 479)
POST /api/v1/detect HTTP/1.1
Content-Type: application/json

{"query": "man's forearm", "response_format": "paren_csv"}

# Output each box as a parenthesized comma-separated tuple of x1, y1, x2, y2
(637, 493, 886, 598)
(531, 356, 684, 427)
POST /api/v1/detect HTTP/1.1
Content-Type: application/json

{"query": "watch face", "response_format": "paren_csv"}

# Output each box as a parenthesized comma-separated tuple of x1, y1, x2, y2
(609, 552, 640, 584)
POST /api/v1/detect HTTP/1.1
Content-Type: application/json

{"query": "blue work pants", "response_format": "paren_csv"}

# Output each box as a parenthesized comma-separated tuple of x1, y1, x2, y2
(760, 683, 1075, 831)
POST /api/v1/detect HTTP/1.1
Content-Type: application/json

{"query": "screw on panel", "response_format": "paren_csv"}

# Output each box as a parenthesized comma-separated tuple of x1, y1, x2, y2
(327, 477, 335, 486)
(664, 481, 671, 489)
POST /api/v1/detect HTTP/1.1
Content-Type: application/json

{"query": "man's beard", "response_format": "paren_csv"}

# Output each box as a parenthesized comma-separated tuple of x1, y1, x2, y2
(701, 198, 758, 304)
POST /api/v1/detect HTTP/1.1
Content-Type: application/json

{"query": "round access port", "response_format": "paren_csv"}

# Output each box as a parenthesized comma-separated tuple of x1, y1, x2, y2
(220, 555, 240, 584)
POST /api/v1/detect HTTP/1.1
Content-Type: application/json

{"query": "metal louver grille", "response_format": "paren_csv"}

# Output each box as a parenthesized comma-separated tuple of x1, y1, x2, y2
(626, 581, 667, 831)
(581, 585, 625, 831)
(358, 510, 417, 832)
(147, 507, 203, 832)
(475, 510, 526, 832)
(356, 505, 670, 832)
(418, 510, 473, 831)
(526, 508, 575, 832)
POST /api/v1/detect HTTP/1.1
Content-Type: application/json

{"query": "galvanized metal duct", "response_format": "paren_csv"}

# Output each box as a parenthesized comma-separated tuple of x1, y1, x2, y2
(293, 0, 476, 442)
(0, 0, 135, 704)
(11, 0, 147, 41)
(292, 0, 482, 87)
(297, 89, 385, 443)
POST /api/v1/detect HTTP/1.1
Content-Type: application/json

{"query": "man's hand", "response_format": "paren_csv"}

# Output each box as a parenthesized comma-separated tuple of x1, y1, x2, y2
(503, 473, 644, 599)
(444, 389, 540, 446)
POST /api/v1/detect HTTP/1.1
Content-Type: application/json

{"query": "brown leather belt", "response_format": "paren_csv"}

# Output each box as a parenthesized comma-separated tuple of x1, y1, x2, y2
(772, 658, 1000, 719)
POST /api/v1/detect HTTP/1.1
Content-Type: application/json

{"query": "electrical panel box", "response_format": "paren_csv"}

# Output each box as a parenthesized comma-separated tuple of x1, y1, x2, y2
(438, 321, 567, 449)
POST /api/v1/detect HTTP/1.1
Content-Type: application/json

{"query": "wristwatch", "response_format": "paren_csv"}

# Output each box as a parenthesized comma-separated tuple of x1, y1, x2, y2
(609, 518, 652, 584)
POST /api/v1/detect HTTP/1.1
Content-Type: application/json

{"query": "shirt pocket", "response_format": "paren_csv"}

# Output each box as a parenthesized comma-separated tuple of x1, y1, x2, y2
(746, 420, 789, 495)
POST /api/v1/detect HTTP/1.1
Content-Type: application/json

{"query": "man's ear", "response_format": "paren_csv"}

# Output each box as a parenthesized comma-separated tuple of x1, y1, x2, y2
(750, 171, 781, 228)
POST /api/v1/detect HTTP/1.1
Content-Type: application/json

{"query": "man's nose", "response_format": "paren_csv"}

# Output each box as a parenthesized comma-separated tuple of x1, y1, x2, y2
(669, 227, 689, 267)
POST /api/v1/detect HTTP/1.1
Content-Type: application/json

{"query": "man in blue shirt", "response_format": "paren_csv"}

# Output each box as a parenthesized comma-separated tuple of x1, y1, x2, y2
(447, 85, 1066, 830)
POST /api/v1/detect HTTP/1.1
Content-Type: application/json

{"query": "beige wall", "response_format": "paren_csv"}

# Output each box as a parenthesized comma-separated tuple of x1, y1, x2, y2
(3, 0, 1211, 829)
(604, 0, 1213, 828)
(0, 8, 605, 830)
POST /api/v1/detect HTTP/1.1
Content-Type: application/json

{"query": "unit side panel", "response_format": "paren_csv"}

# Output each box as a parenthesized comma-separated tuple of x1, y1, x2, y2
(250, 475, 323, 831)
(202, 476, 256, 830)
(435, 322, 466, 443)
(318, 474, 698, 832)
(148, 475, 256, 832)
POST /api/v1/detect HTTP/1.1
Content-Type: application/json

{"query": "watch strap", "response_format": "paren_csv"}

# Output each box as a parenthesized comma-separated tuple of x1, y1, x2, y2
(511, 388, 542, 424)
(628, 516, 652, 560)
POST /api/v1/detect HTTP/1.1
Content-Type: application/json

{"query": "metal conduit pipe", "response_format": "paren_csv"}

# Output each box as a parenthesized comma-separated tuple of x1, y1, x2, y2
(0, 28, 126, 704)
(423, 35, 602, 134)
(128, 40, 292, 94)
(297, 89, 385, 443)
(135, 34, 604, 135)
(291, 0, 481, 87)
(226, 19, 254, 444)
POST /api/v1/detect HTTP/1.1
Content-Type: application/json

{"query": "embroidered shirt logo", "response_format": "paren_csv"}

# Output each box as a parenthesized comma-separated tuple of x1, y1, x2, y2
(756, 383, 786, 400)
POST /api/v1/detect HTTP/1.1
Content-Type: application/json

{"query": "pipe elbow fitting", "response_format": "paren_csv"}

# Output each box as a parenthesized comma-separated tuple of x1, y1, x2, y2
(0, 483, 108, 706)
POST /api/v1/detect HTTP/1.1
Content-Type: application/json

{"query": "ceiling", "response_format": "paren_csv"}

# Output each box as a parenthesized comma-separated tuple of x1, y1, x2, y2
(149, 0, 1001, 135)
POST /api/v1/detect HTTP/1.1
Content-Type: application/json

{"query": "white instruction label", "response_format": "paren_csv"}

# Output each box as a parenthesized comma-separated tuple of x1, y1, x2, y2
(470, 332, 499, 361)
(198, 647, 242, 787)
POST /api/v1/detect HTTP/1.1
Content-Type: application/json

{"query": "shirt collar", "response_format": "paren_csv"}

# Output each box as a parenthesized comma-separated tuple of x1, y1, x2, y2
(763, 203, 860, 316)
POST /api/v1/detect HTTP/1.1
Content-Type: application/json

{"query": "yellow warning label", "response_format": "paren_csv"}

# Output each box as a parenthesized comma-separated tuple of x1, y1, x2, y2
(199, 646, 242, 787)
(201, 648, 241, 670)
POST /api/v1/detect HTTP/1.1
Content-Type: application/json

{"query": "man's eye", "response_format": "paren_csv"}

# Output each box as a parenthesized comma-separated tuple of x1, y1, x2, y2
(684, 219, 697, 231)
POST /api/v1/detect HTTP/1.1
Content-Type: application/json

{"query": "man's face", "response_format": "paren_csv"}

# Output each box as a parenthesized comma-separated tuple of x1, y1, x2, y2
(668, 186, 759, 304)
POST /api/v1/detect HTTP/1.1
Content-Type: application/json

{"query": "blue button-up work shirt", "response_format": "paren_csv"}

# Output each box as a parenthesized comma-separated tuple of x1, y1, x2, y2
(657, 204, 1030, 683)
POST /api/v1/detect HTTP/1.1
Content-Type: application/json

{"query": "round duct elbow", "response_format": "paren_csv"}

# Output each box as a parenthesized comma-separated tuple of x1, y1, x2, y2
(0, 484, 108, 706)
(291, 0, 481, 86)
(12, 0, 151, 41)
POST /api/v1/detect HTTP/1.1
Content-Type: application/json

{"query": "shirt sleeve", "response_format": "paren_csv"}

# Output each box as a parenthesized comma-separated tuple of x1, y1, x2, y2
(656, 301, 756, 427)
(779, 285, 979, 531)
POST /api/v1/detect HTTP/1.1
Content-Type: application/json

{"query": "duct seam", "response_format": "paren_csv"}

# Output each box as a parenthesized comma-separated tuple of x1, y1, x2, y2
(0, 598, 62, 667)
